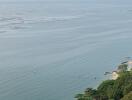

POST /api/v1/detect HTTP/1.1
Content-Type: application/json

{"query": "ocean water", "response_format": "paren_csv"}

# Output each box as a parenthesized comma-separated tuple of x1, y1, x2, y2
(0, 0, 132, 100)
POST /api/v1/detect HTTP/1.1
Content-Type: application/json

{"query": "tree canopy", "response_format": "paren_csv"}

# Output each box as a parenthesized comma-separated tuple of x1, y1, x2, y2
(75, 71, 132, 100)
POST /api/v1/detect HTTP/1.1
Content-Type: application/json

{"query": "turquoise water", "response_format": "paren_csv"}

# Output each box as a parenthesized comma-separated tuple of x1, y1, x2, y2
(0, 0, 132, 100)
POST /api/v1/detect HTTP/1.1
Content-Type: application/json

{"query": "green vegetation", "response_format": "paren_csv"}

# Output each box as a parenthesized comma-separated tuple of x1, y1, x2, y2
(75, 63, 132, 100)
(117, 63, 128, 72)
(121, 91, 132, 100)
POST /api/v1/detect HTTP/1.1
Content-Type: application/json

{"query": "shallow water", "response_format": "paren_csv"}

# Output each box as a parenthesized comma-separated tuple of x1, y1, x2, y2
(0, 0, 132, 100)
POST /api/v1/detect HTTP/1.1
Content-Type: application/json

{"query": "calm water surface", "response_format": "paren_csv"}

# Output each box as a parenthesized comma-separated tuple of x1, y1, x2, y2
(0, 0, 132, 100)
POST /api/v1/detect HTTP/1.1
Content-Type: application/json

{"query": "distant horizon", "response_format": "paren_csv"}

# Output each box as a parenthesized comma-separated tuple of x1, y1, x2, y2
(0, 0, 132, 4)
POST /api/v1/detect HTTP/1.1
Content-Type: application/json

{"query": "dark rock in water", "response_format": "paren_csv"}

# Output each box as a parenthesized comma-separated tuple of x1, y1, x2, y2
(94, 77, 97, 80)
(121, 61, 128, 64)
(104, 72, 111, 75)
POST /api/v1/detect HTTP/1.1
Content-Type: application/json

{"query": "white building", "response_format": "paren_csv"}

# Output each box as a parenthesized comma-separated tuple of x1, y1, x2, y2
(110, 59, 132, 80)
(112, 71, 119, 80)
(127, 60, 132, 71)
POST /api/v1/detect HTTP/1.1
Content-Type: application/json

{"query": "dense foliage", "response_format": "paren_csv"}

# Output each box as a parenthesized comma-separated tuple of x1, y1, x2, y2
(75, 70, 132, 100)
(117, 63, 128, 72)
(121, 91, 132, 100)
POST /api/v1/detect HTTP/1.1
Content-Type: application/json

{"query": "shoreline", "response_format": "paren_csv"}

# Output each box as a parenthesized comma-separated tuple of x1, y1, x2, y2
(75, 60, 132, 100)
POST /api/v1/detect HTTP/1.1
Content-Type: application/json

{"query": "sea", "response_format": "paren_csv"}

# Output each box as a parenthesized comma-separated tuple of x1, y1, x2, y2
(0, 0, 132, 100)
